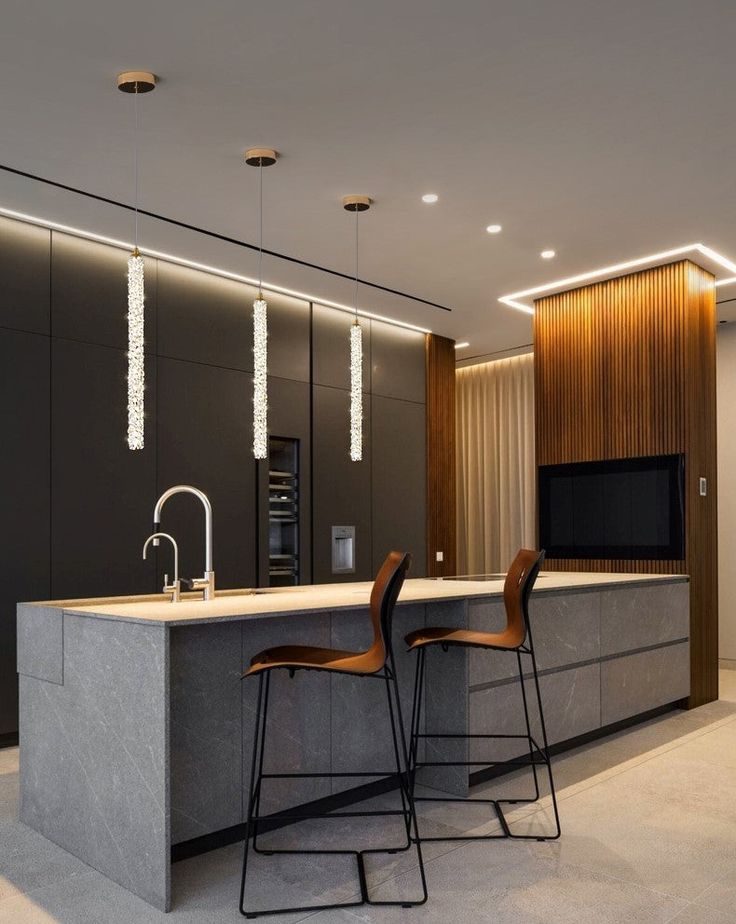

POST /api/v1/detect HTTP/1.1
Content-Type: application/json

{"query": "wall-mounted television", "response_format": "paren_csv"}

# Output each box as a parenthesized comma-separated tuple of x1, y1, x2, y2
(538, 454, 685, 560)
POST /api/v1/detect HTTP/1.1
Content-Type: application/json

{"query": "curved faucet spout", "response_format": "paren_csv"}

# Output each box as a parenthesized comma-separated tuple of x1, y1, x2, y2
(153, 485, 213, 573)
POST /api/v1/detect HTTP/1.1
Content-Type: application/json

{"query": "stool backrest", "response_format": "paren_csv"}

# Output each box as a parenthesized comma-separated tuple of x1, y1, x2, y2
(504, 548, 546, 648)
(364, 550, 411, 673)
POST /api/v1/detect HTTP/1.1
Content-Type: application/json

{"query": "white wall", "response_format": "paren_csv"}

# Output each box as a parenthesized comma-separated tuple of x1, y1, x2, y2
(717, 323, 736, 660)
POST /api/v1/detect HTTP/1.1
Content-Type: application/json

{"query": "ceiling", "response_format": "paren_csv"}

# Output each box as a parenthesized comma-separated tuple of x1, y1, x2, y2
(2, 0, 736, 359)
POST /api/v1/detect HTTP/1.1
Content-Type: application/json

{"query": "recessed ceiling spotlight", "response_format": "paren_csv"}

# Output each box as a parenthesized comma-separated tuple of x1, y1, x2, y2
(541, 249, 556, 259)
(422, 193, 439, 204)
(486, 224, 502, 234)
(455, 341, 470, 349)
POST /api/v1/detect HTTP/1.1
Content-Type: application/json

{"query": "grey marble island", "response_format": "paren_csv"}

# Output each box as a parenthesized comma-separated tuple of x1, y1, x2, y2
(17, 573, 689, 911)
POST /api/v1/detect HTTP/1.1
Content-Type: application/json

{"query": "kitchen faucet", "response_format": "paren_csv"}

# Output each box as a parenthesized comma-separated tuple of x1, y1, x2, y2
(142, 532, 181, 602)
(152, 485, 215, 601)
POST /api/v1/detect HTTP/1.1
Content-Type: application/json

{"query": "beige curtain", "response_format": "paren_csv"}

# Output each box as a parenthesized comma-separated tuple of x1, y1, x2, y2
(456, 353, 536, 574)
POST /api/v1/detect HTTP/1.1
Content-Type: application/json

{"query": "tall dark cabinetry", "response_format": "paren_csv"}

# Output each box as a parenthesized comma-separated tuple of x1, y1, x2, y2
(0, 214, 428, 739)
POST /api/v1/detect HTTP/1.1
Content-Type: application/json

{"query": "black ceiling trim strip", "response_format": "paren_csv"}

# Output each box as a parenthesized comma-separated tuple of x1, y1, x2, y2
(0, 162, 451, 313)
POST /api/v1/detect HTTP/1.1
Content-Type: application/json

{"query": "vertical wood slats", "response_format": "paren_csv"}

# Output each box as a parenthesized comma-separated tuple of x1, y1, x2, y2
(426, 334, 457, 577)
(533, 260, 718, 706)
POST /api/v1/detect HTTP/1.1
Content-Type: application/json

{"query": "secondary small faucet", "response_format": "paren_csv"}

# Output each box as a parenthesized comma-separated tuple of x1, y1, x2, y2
(152, 485, 215, 601)
(143, 532, 181, 602)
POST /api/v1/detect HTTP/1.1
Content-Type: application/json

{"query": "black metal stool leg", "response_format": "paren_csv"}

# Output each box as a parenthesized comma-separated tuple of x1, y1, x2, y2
(383, 672, 412, 848)
(526, 641, 561, 839)
(408, 646, 426, 793)
(240, 672, 265, 917)
(251, 671, 271, 854)
(512, 648, 541, 802)
(382, 653, 428, 906)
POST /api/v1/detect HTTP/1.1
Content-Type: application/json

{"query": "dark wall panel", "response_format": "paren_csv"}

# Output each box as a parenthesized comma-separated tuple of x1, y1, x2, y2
(312, 385, 372, 582)
(0, 217, 50, 335)
(51, 234, 156, 351)
(51, 339, 157, 599)
(372, 396, 427, 576)
(371, 321, 426, 404)
(157, 263, 253, 371)
(157, 357, 256, 590)
(257, 377, 312, 585)
(0, 329, 50, 734)
(266, 296, 311, 383)
(312, 304, 371, 390)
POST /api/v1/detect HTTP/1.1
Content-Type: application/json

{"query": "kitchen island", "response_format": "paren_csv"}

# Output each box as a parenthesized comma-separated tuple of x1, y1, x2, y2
(17, 572, 689, 911)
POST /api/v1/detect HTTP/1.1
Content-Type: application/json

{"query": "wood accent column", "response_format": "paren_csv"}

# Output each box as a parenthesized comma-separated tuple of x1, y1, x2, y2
(534, 260, 718, 707)
(426, 334, 456, 577)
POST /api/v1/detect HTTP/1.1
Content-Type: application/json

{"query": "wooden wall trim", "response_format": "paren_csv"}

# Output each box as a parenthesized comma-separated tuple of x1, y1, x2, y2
(426, 334, 456, 577)
(534, 260, 718, 707)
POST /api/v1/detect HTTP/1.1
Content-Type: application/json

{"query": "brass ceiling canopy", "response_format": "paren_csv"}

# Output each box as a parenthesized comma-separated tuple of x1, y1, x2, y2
(244, 148, 279, 167)
(342, 195, 372, 212)
(117, 71, 157, 94)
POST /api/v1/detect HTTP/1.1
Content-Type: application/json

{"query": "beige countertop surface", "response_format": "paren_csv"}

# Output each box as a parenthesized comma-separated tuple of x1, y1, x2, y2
(23, 572, 688, 627)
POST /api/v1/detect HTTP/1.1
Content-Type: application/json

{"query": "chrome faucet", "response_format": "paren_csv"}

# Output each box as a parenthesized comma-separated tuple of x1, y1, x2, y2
(152, 485, 216, 601)
(143, 532, 181, 602)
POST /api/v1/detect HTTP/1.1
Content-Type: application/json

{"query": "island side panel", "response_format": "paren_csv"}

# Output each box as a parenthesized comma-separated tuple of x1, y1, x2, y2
(18, 610, 171, 911)
(169, 622, 243, 844)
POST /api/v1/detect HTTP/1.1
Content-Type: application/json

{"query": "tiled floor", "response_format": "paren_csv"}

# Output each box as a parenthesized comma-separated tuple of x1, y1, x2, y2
(2, 671, 736, 922)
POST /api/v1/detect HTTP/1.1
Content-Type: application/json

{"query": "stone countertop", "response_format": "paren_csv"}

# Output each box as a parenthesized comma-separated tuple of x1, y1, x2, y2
(21, 572, 688, 628)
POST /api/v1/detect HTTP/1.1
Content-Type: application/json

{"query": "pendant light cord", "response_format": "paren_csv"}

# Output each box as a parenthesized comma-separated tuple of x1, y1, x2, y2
(258, 162, 263, 298)
(133, 86, 139, 252)
(354, 207, 359, 322)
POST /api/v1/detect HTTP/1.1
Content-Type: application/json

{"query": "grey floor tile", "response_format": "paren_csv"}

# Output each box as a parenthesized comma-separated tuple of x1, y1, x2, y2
(0, 821, 93, 903)
(330, 839, 687, 923)
(669, 903, 735, 923)
(2, 671, 736, 922)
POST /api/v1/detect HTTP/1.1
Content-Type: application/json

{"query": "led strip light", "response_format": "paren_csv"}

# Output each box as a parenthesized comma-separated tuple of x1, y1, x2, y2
(499, 243, 736, 315)
(0, 204, 432, 334)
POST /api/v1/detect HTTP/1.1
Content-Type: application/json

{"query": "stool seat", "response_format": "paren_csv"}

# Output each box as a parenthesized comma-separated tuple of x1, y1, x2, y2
(405, 625, 524, 652)
(246, 644, 383, 676)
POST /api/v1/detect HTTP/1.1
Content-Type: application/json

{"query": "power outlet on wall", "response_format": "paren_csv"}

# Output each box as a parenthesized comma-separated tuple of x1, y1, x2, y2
(435, 551, 444, 562)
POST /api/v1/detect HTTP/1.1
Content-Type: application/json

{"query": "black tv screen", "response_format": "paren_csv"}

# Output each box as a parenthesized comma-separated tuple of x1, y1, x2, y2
(538, 454, 685, 560)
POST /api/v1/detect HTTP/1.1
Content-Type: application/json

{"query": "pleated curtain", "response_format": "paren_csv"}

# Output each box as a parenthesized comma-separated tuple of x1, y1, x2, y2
(456, 353, 536, 575)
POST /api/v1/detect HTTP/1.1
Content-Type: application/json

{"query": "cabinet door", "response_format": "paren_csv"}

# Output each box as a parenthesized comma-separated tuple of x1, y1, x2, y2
(0, 216, 50, 334)
(312, 384, 372, 582)
(371, 396, 427, 576)
(52, 233, 156, 352)
(51, 339, 157, 599)
(157, 356, 256, 589)
(0, 329, 50, 735)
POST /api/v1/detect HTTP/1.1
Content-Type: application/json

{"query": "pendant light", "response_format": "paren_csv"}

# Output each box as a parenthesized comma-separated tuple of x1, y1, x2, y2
(245, 148, 278, 460)
(342, 195, 372, 462)
(117, 70, 156, 451)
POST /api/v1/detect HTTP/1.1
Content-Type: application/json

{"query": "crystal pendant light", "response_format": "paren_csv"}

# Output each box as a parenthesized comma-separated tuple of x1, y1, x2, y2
(245, 148, 278, 459)
(117, 70, 156, 450)
(342, 196, 372, 462)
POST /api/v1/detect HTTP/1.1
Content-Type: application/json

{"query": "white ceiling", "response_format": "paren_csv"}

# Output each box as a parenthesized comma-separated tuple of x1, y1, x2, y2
(2, 0, 736, 359)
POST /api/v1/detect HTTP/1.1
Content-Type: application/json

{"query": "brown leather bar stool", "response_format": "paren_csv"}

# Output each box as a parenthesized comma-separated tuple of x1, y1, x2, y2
(239, 550, 427, 918)
(405, 548, 561, 842)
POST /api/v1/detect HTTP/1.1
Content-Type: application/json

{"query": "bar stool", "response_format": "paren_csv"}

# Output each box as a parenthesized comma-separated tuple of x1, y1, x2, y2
(239, 550, 428, 918)
(405, 548, 561, 842)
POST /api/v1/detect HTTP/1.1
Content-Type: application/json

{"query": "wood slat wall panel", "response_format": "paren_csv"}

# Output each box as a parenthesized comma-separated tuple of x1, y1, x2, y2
(534, 260, 718, 706)
(426, 334, 456, 577)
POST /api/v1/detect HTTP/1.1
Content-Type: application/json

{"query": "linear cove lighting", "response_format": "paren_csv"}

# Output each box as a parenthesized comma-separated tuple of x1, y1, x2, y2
(0, 205, 431, 335)
(499, 242, 736, 315)
(455, 341, 470, 349)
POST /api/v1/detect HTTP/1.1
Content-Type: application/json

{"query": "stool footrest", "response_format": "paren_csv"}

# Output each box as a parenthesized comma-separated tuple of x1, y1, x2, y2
(242, 846, 426, 917)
